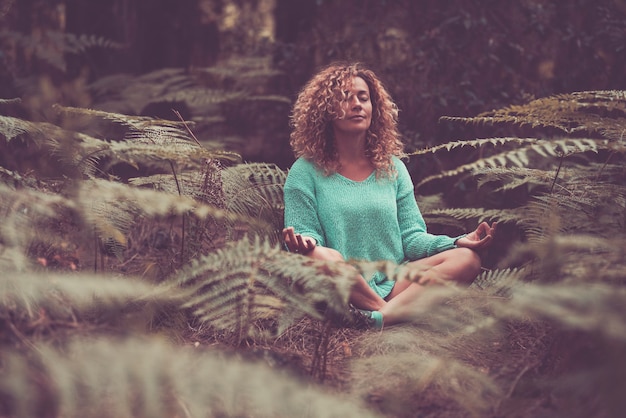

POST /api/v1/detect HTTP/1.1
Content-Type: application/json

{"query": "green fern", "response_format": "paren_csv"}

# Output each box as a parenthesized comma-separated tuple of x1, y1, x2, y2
(0, 337, 379, 418)
(410, 137, 539, 155)
(496, 282, 626, 341)
(416, 137, 602, 189)
(350, 349, 501, 417)
(89, 68, 245, 116)
(78, 179, 272, 255)
(168, 236, 356, 341)
(1, 271, 165, 321)
(441, 90, 626, 140)
(474, 167, 558, 192)
(0, 115, 45, 142)
(0, 183, 77, 271)
(51, 105, 240, 176)
(222, 162, 287, 239)
(470, 268, 527, 296)
(423, 207, 513, 228)
(0, 30, 122, 73)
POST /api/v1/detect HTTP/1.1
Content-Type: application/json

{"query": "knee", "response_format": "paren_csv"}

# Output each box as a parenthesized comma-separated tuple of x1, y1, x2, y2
(456, 247, 482, 278)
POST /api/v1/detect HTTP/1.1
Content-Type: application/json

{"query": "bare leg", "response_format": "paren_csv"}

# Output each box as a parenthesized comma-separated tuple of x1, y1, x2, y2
(308, 246, 387, 311)
(380, 248, 482, 326)
(305, 246, 481, 327)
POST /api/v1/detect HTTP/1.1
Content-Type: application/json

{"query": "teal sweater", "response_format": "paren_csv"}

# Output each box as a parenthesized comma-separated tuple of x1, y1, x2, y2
(283, 157, 459, 284)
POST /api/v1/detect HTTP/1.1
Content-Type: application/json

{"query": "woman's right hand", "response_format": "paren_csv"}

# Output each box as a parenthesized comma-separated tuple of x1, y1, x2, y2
(282, 227, 316, 254)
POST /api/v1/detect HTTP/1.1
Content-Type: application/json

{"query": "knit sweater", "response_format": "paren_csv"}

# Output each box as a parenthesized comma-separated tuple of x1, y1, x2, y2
(283, 156, 459, 283)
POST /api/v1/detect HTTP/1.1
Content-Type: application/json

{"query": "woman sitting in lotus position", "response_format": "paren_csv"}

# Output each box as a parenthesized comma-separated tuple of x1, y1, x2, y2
(283, 62, 496, 329)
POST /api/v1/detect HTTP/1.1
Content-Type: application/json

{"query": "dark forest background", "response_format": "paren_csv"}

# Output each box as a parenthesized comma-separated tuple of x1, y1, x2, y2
(1, 2, 626, 418)
(2, 0, 625, 169)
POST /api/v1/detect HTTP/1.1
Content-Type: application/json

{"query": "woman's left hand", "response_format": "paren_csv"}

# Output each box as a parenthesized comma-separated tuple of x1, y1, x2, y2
(456, 222, 497, 250)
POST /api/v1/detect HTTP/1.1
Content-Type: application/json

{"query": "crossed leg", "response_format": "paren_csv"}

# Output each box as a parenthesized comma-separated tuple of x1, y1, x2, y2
(308, 246, 482, 327)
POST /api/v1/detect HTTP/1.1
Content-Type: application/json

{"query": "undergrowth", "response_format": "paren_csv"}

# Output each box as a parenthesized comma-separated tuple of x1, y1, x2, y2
(0, 89, 625, 418)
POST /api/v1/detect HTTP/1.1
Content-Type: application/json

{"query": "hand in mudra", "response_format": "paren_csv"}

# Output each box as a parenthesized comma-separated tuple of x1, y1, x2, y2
(455, 222, 497, 250)
(283, 227, 316, 254)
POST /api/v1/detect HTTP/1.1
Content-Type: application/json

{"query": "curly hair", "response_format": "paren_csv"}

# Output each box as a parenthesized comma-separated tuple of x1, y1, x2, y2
(289, 62, 404, 177)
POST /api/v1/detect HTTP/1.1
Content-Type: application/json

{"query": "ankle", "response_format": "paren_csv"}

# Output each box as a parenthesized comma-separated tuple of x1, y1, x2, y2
(370, 311, 384, 329)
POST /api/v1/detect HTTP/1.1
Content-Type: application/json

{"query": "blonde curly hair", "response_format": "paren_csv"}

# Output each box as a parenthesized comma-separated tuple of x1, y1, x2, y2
(289, 62, 404, 177)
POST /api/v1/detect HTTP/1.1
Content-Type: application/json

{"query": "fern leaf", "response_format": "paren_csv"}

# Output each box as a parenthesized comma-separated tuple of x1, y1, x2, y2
(1, 271, 165, 320)
(441, 90, 626, 141)
(350, 350, 501, 417)
(169, 236, 356, 340)
(416, 138, 605, 189)
(470, 268, 527, 296)
(78, 179, 272, 253)
(0, 115, 42, 141)
(423, 207, 515, 226)
(52, 105, 240, 174)
(409, 137, 539, 156)
(500, 282, 626, 341)
(1, 337, 378, 418)
(417, 147, 532, 188)
(474, 167, 557, 192)
(222, 162, 287, 234)
(0, 98, 22, 105)
(0, 183, 76, 270)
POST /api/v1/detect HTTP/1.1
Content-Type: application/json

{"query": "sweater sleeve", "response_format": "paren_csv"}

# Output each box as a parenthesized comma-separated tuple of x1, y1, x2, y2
(283, 158, 325, 247)
(395, 159, 458, 260)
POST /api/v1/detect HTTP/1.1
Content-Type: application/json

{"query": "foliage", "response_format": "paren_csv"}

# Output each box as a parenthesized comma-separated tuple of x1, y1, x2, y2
(2, 8, 626, 411)
(1, 337, 379, 418)
(168, 236, 357, 342)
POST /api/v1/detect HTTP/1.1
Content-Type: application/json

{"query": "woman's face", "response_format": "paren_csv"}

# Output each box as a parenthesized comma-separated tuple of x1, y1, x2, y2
(331, 76, 372, 137)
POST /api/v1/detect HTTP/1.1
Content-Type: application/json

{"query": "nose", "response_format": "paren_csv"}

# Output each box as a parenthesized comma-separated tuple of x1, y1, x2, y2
(349, 95, 362, 109)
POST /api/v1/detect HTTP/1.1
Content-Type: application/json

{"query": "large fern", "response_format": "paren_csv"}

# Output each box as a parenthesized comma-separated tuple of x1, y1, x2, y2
(441, 91, 626, 140)
(51, 105, 240, 177)
(222, 162, 287, 239)
(414, 137, 604, 189)
(77, 179, 272, 258)
(0, 337, 379, 418)
(168, 236, 357, 342)
(0, 30, 122, 73)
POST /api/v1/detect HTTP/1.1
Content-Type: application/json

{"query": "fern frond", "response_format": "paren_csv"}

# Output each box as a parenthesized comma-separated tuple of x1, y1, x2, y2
(53, 104, 189, 135)
(89, 68, 246, 116)
(442, 90, 626, 141)
(350, 350, 501, 417)
(168, 236, 356, 340)
(470, 268, 527, 296)
(47, 131, 111, 178)
(1, 337, 378, 418)
(78, 179, 272, 253)
(0, 98, 22, 106)
(0, 115, 42, 141)
(1, 271, 164, 321)
(222, 163, 287, 234)
(500, 282, 626, 342)
(474, 167, 557, 192)
(417, 146, 531, 188)
(0, 183, 75, 271)
(1, 30, 122, 73)
(52, 105, 240, 174)
(416, 138, 602, 189)
(499, 233, 624, 281)
(409, 137, 538, 155)
(55, 32, 124, 54)
(159, 88, 246, 112)
(129, 169, 223, 205)
(423, 208, 518, 229)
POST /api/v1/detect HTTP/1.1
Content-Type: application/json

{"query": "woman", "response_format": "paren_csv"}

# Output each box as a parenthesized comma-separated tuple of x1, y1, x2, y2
(283, 62, 496, 329)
